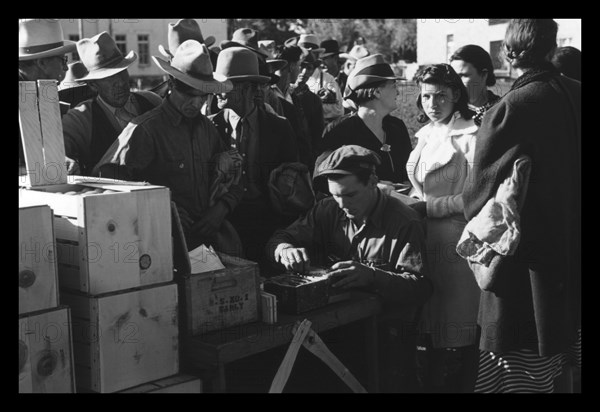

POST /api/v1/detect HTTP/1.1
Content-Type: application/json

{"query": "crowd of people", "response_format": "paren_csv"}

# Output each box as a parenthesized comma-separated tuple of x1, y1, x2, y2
(18, 18, 581, 393)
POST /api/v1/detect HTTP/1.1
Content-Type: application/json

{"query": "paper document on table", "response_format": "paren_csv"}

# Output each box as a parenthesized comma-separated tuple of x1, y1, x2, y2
(189, 244, 225, 274)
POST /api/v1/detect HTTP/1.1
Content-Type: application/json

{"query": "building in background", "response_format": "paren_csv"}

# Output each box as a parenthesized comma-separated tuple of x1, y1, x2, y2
(416, 19, 581, 79)
(60, 19, 228, 89)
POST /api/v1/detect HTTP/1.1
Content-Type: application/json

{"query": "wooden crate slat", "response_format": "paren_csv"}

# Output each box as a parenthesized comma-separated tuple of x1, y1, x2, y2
(37, 80, 67, 185)
(19, 205, 59, 314)
(19, 306, 75, 393)
(19, 81, 49, 186)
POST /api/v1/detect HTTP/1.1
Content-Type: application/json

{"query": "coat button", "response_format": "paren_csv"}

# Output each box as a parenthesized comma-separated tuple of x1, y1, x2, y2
(179, 163, 184, 169)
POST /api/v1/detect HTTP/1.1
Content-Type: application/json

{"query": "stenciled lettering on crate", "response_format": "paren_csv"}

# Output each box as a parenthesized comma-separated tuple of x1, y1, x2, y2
(19, 306, 76, 393)
(181, 254, 260, 335)
(61, 282, 179, 393)
(19, 205, 59, 315)
(19, 184, 173, 295)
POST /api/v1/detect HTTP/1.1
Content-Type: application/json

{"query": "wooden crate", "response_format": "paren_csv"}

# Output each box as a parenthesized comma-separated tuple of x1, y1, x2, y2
(61, 282, 179, 393)
(181, 253, 260, 335)
(19, 205, 59, 315)
(19, 182, 173, 295)
(19, 306, 76, 393)
(118, 374, 202, 393)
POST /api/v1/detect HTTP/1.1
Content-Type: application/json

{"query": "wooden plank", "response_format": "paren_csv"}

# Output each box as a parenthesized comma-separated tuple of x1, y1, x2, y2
(19, 205, 59, 314)
(57, 263, 83, 292)
(78, 283, 180, 393)
(54, 216, 79, 242)
(19, 81, 48, 186)
(19, 306, 75, 393)
(82, 192, 140, 294)
(118, 374, 202, 393)
(37, 80, 67, 185)
(181, 292, 382, 366)
(300, 327, 367, 393)
(135, 187, 173, 286)
(269, 319, 312, 393)
(19, 187, 80, 218)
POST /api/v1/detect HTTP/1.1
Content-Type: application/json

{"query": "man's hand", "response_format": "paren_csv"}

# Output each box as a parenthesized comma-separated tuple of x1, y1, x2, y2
(409, 200, 427, 219)
(276, 245, 311, 273)
(192, 202, 228, 238)
(329, 260, 376, 289)
(65, 156, 80, 175)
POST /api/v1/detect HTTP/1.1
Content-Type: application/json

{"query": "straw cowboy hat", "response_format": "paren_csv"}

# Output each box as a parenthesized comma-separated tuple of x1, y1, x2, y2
(345, 53, 404, 98)
(153, 40, 233, 93)
(339, 44, 370, 61)
(214, 46, 271, 84)
(284, 34, 325, 55)
(58, 61, 89, 90)
(74, 32, 137, 82)
(258, 40, 288, 72)
(319, 39, 341, 58)
(220, 28, 270, 58)
(158, 19, 215, 59)
(19, 19, 76, 61)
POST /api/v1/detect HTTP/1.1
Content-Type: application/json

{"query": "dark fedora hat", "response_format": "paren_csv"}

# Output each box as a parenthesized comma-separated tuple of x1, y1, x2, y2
(215, 46, 271, 84)
(345, 54, 403, 98)
(320, 39, 341, 58)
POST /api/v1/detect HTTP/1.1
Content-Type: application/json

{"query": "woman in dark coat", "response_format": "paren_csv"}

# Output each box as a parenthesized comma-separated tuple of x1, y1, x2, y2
(320, 54, 412, 187)
(462, 19, 581, 393)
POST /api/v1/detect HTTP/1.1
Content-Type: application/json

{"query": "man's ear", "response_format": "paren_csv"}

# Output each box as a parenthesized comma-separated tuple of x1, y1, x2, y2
(369, 173, 379, 187)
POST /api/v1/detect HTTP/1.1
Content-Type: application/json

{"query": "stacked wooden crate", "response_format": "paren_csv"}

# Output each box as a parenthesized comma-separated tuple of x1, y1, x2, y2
(19, 204, 76, 393)
(18, 80, 192, 393)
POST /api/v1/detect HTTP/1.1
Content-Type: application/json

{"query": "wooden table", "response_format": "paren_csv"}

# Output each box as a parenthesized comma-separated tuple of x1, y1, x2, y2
(181, 291, 382, 393)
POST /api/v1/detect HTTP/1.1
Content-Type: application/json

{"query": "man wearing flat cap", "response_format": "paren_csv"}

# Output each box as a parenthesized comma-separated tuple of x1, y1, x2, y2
(95, 40, 243, 255)
(266, 145, 432, 392)
(61, 31, 162, 176)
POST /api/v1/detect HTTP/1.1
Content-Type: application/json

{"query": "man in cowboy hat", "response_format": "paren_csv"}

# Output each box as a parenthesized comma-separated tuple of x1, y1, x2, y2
(220, 29, 284, 117)
(273, 45, 324, 170)
(95, 40, 243, 255)
(210, 46, 300, 272)
(286, 34, 344, 124)
(151, 19, 217, 99)
(61, 32, 162, 176)
(320, 54, 412, 187)
(19, 19, 77, 173)
(266, 144, 431, 392)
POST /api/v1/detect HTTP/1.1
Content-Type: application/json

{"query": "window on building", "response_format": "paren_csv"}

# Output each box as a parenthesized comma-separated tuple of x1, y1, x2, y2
(138, 34, 150, 66)
(115, 34, 127, 56)
(446, 34, 455, 63)
(489, 19, 510, 25)
(68, 34, 80, 62)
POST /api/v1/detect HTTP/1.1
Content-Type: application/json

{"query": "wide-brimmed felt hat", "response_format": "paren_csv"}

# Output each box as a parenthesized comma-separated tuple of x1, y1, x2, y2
(339, 44, 370, 61)
(153, 40, 233, 94)
(285, 34, 325, 55)
(320, 39, 341, 58)
(58, 61, 89, 90)
(215, 46, 271, 84)
(19, 19, 76, 61)
(257, 40, 288, 72)
(220, 28, 270, 59)
(314, 145, 381, 179)
(345, 54, 403, 98)
(75, 32, 137, 81)
(158, 19, 216, 59)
